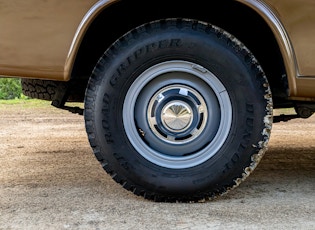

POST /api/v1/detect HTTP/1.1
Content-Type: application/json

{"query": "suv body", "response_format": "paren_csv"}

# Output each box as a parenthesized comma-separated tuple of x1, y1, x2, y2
(1, 0, 314, 202)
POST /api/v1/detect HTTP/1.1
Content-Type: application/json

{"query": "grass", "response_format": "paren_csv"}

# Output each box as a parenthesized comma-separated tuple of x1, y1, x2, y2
(0, 98, 50, 108)
(0, 98, 83, 110)
(1, 98, 295, 116)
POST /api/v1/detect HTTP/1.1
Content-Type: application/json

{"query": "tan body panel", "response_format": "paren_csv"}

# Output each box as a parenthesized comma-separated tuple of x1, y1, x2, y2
(0, 0, 315, 98)
(263, 0, 315, 77)
(0, 0, 100, 80)
(241, 0, 315, 98)
(265, 0, 315, 98)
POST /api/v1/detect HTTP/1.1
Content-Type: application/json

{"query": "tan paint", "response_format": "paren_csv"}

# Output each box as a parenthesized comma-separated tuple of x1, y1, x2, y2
(238, 0, 297, 96)
(1, 0, 315, 98)
(0, 0, 99, 80)
(64, 0, 119, 80)
(263, 0, 315, 77)
(237, 0, 315, 98)
(262, 0, 315, 99)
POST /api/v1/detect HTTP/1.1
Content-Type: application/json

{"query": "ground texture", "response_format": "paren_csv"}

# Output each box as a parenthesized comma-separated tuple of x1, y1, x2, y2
(0, 102, 314, 229)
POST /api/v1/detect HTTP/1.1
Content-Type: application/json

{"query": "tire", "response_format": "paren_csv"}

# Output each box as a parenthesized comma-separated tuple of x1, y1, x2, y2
(21, 79, 60, 100)
(84, 19, 273, 202)
(21, 79, 86, 102)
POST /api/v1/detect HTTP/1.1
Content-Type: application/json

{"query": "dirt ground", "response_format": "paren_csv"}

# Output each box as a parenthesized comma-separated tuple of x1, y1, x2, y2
(0, 101, 314, 230)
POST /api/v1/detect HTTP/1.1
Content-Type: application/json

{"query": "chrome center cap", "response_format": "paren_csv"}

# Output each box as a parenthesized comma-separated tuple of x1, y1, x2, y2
(161, 101, 193, 132)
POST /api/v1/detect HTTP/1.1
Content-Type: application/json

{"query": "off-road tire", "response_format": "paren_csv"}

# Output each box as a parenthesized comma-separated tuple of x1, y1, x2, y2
(84, 19, 273, 202)
(21, 79, 85, 102)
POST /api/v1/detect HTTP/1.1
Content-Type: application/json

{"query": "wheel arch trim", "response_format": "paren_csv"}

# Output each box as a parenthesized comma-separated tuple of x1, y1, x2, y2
(236, 0, 298, 96)
(64, 0, 120, 81)
(65, 0, 299, 97)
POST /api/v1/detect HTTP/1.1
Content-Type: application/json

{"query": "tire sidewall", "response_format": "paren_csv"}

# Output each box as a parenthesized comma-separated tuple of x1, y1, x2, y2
(90, 22, 268, 195)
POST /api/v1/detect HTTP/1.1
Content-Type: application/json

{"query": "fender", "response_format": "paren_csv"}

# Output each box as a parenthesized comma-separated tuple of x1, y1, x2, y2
(66, 0, 315, 98)
(65, 0, 120, 81)
(66, 0, 299, 96)
(236, 0, 298, 96)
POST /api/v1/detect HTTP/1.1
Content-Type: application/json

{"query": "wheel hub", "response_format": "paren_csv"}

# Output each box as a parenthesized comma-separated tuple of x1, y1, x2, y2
(147, 85, 208, 145)
(161, 101, 192, 132)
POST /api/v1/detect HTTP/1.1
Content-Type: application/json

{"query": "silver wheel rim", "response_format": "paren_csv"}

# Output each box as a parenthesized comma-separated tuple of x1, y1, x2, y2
(123, 60, 232, 169)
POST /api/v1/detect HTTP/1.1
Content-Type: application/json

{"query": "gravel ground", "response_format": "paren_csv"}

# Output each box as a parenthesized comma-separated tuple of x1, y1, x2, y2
(0, 102, 314, 230)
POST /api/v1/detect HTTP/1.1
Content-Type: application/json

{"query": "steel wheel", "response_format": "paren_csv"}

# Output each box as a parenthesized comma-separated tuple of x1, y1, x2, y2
(123, 60, 232, 169)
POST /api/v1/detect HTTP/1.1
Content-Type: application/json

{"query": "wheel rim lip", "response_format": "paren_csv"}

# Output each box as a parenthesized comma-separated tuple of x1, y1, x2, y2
(123, 60, 232, 169)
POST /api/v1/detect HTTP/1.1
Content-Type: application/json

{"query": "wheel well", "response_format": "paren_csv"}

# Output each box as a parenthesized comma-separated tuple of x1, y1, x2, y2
(71, 0, 288, 106)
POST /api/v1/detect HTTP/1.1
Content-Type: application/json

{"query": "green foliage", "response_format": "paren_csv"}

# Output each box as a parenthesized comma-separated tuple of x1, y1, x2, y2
(0, 78, 23, 100)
